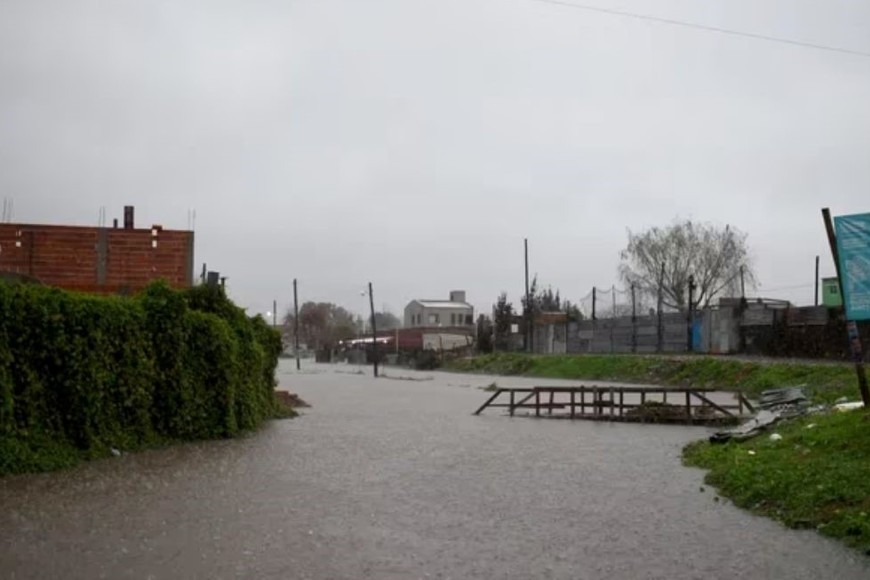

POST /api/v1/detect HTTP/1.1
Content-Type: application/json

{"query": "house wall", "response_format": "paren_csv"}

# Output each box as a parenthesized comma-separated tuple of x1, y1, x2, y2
(822, 279, 843, 307)
(404, 302, 425, 327)
(404, 302, 474, 327)
(0, 223, 194, 294)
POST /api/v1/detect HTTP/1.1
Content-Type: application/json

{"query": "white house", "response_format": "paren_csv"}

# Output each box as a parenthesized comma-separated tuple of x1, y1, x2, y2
(404, 291, 474, 328)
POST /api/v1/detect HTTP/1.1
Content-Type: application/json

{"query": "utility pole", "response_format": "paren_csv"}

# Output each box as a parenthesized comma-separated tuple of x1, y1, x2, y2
(610, 285, 616, 353)
(657, 262, 665, 353)
(368, 282, 379, 378)
(687, 275, 696, 353)
(740, 266, 746, 301)
(592, 287, 597, 321)
(524, 238, 532, 353)
(273, 299, 277, 328)
(822, 208, 869, 406)
(631, 283, 637, 354)
(814, 255, 820, 306)
(293, 279, 300, 371)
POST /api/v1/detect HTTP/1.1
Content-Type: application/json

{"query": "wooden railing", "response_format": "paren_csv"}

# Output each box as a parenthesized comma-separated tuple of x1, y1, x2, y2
(474, 386, 754, 425)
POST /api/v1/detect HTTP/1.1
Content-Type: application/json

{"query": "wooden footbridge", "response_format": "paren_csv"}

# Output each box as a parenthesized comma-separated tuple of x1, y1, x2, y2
(474, 385, 755, 425)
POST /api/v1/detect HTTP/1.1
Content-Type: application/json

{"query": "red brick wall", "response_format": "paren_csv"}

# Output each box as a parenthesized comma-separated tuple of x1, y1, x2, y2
(0, 223, 193, 294)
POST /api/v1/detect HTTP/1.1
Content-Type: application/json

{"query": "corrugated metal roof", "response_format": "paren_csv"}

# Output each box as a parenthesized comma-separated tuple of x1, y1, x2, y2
(415, 300, 472, 309)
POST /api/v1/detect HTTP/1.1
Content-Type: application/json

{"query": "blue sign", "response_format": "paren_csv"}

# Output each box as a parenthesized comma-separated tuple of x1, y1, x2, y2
(834, 213, 870, 321)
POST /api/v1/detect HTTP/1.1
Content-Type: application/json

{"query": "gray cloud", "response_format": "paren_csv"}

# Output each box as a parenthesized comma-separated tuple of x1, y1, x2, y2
(2, 0, 869, 317)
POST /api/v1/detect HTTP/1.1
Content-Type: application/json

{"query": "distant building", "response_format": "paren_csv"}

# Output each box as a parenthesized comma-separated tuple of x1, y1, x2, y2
(404, 290, 474, 328)
(822, 277, 843, 308)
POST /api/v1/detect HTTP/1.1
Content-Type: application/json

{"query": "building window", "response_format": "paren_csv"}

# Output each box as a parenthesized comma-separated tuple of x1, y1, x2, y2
(429, 313, 439, 325)
(450, 313, 456, 325)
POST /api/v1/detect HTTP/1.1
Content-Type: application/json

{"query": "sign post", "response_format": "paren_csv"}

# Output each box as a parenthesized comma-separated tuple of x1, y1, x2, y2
(823, 208, 870, 407)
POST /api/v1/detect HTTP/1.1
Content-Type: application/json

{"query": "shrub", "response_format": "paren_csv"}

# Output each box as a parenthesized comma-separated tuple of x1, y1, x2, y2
(0, 280, 284, 475)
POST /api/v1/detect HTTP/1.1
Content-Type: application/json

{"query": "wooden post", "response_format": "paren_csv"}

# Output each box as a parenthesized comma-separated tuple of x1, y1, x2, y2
(592, 287, 597, 321)
(293, 279, 301, 371)
(609, 387, 615, 417)
(535, 390, 541, 417)
(368, 282, 379, 378)
(687, 275, 696, 353)
(548, 390, 554, 415)
(570, 390, 576, 419)
(657, 262, 665, 352)
(822, 208, 870, 407)
(474, 390, 502, 415)
(581, 389, 586, 415)
(619, 390, 624, 417)
(525, 238, 532, 353)
(685, 391, 692, 424)
(631, 283, 637, 354)
(510, 390, 516, 416)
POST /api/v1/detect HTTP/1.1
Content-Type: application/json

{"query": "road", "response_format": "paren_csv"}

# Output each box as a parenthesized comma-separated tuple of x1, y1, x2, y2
(1, 360, 868, 579)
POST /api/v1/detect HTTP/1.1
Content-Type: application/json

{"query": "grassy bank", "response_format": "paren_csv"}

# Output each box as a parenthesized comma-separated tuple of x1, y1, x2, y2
(684, 411, 870, 552)
(447, 353, 860, 403)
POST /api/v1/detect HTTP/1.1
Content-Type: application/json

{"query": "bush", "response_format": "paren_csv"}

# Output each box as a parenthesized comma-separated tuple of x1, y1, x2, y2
(0, 280, 284, 475)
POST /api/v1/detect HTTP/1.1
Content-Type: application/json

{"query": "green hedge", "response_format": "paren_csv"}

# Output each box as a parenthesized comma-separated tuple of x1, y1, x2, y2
(0, 281, 285, 475)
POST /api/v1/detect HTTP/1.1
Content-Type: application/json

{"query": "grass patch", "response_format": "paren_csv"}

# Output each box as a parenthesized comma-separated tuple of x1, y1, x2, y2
(448, 353, 860, 403)
(683, 411, 870, 553)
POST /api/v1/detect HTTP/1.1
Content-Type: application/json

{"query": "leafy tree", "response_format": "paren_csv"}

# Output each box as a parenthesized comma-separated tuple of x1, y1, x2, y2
(373, 311, 401, 330)
(283, 302, 357, 349)
(563, 300, 583, 321)
(475, 314, 493, 353)
(521, 276, 563, 315)
(493, 292, 515, 351)
(619, 219, 756, 312)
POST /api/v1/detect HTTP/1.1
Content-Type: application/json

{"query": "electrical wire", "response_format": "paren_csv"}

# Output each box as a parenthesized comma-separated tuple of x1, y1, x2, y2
(524, 0, 870, 58)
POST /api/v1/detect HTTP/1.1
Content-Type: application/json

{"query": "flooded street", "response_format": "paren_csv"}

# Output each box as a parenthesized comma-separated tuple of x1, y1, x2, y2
(2, 361, 869, 579)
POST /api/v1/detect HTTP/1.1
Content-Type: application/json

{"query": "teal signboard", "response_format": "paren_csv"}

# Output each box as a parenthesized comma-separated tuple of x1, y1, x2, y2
(834, 212, 870, 321)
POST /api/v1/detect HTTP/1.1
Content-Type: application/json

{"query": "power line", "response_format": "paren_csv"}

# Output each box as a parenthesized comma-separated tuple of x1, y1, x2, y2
(524, 0, 870, 58)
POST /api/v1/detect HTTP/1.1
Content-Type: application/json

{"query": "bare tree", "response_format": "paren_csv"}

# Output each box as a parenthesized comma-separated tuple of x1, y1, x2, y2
(619, 219, 756, 311)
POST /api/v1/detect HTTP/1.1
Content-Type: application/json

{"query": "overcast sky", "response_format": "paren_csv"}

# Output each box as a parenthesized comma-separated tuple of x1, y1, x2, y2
(2, 0, 869, 318)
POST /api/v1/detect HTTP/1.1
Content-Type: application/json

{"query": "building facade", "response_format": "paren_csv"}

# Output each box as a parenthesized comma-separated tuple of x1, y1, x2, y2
(822, 277, 843, 308)
(0, 208, 194, 294)
(404, 290, 474, 328)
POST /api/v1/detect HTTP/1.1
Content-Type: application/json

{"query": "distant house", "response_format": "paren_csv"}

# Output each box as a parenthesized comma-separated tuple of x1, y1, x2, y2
(822, 277, 843, 308)
(404, 290, 474, 328)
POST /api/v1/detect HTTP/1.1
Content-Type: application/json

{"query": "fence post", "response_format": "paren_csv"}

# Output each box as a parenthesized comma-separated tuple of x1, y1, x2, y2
(657, 262, 665, 352)
(610, 285, 616, 353)
(687, 275, 696, 353)
(631, 283, 637, 354)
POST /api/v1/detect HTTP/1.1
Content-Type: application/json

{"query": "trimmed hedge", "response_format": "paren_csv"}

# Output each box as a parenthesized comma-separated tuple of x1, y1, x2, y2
(0, 281, 284, 475)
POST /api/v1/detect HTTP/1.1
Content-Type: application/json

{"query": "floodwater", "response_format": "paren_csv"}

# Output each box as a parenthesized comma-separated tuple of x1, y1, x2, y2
(1, 361, 868, 580)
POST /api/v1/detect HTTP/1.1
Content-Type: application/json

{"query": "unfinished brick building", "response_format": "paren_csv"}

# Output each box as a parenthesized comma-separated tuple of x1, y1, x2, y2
(0, 207, 194, 294)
